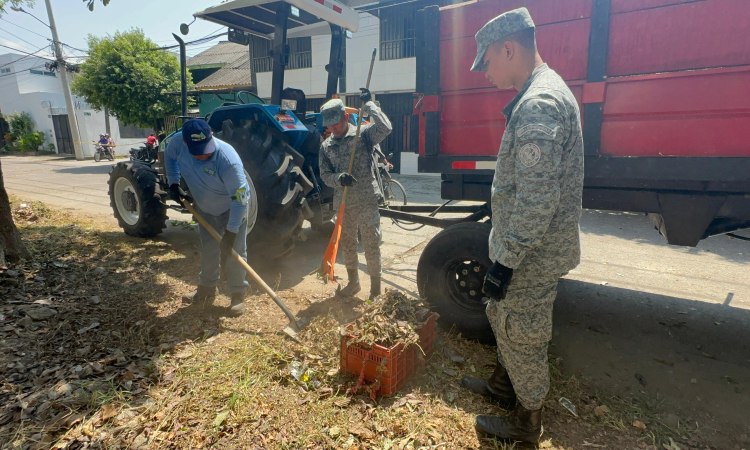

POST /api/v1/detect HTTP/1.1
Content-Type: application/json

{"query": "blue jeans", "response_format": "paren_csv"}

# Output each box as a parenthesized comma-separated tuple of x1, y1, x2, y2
(197, 206, 248, 294)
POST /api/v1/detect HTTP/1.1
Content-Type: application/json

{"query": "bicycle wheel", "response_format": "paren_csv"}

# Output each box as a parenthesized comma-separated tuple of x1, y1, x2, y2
(387, 180, 425, 231)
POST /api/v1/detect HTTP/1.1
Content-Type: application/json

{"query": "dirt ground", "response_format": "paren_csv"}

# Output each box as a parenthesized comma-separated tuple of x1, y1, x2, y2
(2, 155, 749, 449)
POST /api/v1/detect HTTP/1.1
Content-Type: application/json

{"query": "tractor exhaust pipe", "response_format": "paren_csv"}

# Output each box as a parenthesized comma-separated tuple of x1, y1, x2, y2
(173, 33, 188, 117)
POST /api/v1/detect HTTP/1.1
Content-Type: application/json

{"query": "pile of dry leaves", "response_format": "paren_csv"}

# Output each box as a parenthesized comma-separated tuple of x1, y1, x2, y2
(344, 290, 435, 348)
(0, 201, 197, 449)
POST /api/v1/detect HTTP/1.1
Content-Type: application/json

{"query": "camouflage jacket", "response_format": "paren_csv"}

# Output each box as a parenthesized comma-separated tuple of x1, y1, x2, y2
(490, 63, 584, 274)
(319, 101, 392, 207)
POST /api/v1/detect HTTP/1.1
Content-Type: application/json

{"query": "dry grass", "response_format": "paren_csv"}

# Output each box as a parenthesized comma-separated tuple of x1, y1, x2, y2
(0, 197, 705, 450)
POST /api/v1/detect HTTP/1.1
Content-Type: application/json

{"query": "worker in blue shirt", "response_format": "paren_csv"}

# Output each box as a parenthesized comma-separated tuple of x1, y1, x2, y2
(164, 119, 250, 315)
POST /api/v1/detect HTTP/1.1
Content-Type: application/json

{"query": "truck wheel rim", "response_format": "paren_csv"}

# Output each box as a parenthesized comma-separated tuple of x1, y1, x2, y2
(114, 177, 140, 226)
(245, 171, 259, 236)
(446, 260, 487, 312)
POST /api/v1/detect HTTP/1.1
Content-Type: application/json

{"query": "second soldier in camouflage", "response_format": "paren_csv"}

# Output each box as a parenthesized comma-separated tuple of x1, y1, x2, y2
(458, 7, 584, 443)
(319, 90, 393, 299)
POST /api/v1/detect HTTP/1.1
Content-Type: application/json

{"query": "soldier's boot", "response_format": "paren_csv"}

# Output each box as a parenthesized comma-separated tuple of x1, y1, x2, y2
(229, 292, 246, 316)
(337, 269, 361, 298)
(369, 276, 381, 300)
(182, 285, 217, 305)
(460, 363, 517, 410)
(475, 403, 543, 444)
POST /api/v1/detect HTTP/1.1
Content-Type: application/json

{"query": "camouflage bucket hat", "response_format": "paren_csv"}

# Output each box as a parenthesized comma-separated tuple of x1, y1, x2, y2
(471, 7, 535, 72)
(321, 98, 346, 127)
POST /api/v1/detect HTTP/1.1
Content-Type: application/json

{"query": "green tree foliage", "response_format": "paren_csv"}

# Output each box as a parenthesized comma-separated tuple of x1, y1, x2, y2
(83, 0, 111, 11)
(0, 0, 110, 16)
(71, 29, 192, 129)
(0, 0, 33, 16)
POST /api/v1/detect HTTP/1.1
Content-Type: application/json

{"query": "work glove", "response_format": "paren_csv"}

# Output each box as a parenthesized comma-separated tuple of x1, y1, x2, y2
(220, 230, 237, 268)
(169, 184, 192, 204)
(338, 173, 357, 187)
(482, 262, 514, 301)
(359, 88, 372, 103)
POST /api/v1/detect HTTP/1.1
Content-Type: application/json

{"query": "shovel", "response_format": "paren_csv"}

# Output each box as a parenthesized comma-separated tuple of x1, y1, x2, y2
(181, 199, 306, 340)
(320, 48, 378, 283)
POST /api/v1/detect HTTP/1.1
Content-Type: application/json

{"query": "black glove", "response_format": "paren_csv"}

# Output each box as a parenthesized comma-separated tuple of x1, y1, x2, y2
(482, 262, 514, 301)
(359, 88, 372, 103)
(220, 230, 237, 267)
(169, 184, 191, 204)
(339, 173, 357, 187)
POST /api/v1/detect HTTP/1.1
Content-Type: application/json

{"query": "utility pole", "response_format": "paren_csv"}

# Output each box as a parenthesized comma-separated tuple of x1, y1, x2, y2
(44, 0, 84, 160)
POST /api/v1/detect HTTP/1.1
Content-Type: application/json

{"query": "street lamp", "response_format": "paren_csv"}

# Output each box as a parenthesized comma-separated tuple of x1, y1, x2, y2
(9, 6, 50, 28)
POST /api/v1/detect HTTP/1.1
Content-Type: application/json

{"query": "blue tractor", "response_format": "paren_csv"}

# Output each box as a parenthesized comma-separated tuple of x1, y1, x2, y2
(108, 0, 359, 259)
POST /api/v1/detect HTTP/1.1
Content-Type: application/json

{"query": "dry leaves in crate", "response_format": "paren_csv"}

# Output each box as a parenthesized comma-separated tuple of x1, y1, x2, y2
(343, 291, 435, 348)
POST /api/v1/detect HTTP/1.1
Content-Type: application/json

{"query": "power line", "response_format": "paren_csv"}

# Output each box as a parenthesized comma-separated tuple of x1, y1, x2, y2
(62, 42, 88, 55)
(197, 26, 226, 40)
(151, 32, 228, 51)
(0, 43, 56, 60)
(0, 44, 52, 68)
(0, 28, 46, 51)
(0, 18, 50, 39)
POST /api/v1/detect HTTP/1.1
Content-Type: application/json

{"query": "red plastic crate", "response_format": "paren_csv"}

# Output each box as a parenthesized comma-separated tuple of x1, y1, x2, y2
(340, 312, 437, 396)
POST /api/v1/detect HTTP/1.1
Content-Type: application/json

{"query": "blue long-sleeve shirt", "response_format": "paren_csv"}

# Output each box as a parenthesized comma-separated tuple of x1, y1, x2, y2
(165, 136, 249, 233)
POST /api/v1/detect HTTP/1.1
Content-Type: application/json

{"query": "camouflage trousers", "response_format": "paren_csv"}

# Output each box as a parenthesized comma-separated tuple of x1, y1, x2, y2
(486, 261, 561, 410)
(340, 197, 382, 276)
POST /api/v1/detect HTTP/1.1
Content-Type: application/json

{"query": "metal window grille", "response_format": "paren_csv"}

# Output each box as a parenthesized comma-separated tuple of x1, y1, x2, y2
(379, 4, 417, 61)
(251, 35, 312, 73)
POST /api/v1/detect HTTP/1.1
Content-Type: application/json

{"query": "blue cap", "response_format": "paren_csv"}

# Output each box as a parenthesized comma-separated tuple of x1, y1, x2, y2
(182, 119, 215, 156)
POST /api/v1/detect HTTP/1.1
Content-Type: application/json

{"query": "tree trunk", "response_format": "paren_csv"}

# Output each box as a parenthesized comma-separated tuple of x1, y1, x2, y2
(0, 158, 30, 266)
(104, 107, 111, 136)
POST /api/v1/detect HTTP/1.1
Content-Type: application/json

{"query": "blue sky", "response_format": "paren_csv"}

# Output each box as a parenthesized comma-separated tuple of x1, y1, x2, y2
(0, 0, 228, 61)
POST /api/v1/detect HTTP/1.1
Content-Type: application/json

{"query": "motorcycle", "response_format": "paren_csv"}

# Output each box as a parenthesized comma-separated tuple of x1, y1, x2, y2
(129, 143, 158, 163)
(93, 143, 114, 162)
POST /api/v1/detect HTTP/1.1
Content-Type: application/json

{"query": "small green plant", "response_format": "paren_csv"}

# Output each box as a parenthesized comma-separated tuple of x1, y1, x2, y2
(19, 131, 46, 152)
(8, 112, 34, 137)
(48, 143, 56, 152)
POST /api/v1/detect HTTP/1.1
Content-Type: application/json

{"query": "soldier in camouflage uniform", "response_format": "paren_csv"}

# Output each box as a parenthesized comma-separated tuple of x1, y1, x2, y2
(319, 92, 393, 299)
(458, 7, 584, 443)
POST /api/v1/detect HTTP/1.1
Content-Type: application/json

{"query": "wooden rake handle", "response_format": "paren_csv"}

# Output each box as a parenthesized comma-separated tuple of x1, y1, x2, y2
(341, 48, 377, 206)
(181, 199, 301, 328)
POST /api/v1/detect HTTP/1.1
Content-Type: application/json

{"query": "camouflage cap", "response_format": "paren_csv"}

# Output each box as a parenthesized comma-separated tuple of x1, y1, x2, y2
(321, 98, 346, 127)
(470, 7, 535, 72)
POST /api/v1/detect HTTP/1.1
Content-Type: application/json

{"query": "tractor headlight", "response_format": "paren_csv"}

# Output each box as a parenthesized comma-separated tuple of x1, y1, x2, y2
(281, 99, 298, 112)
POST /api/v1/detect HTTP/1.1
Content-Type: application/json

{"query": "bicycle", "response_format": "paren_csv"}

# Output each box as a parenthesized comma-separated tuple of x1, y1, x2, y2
(374, 152, 424, 231)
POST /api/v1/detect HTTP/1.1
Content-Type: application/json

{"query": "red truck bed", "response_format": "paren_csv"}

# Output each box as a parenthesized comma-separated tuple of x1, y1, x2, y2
(435, 0, 750, 158)
(414, 0, 750, 246)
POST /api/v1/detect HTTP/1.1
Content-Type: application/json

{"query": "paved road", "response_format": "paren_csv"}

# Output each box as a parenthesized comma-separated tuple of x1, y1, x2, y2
(3, 155, 750, 436)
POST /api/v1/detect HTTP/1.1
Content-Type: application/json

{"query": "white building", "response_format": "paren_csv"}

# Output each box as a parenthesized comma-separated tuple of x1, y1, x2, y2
(247, 4, 422, 174)
(0, 53, 145, 157)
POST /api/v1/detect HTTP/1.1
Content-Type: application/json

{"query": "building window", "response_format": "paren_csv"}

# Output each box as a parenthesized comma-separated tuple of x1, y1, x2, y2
(379, 3, 417, 61)
(0, 68, 10, 74)
(250, 36, 312, 73)
(30, 69, 56, 77)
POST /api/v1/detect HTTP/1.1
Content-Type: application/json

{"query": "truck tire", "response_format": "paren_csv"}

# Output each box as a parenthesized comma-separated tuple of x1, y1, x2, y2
(416, 222, 495, 344)
(108, 162, 167, 238)
(216, 120, 313, 260)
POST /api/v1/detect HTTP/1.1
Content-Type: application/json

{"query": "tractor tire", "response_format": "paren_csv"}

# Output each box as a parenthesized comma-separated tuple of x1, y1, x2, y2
(416, 222, 495, 344)
(108, 162, 167, 238)
(216, 120, 313, 260)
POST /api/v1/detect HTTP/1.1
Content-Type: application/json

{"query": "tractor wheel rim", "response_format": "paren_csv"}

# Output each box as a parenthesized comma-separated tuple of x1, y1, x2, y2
(114, 177, 140, 226)
(245, 171, 259, 236)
